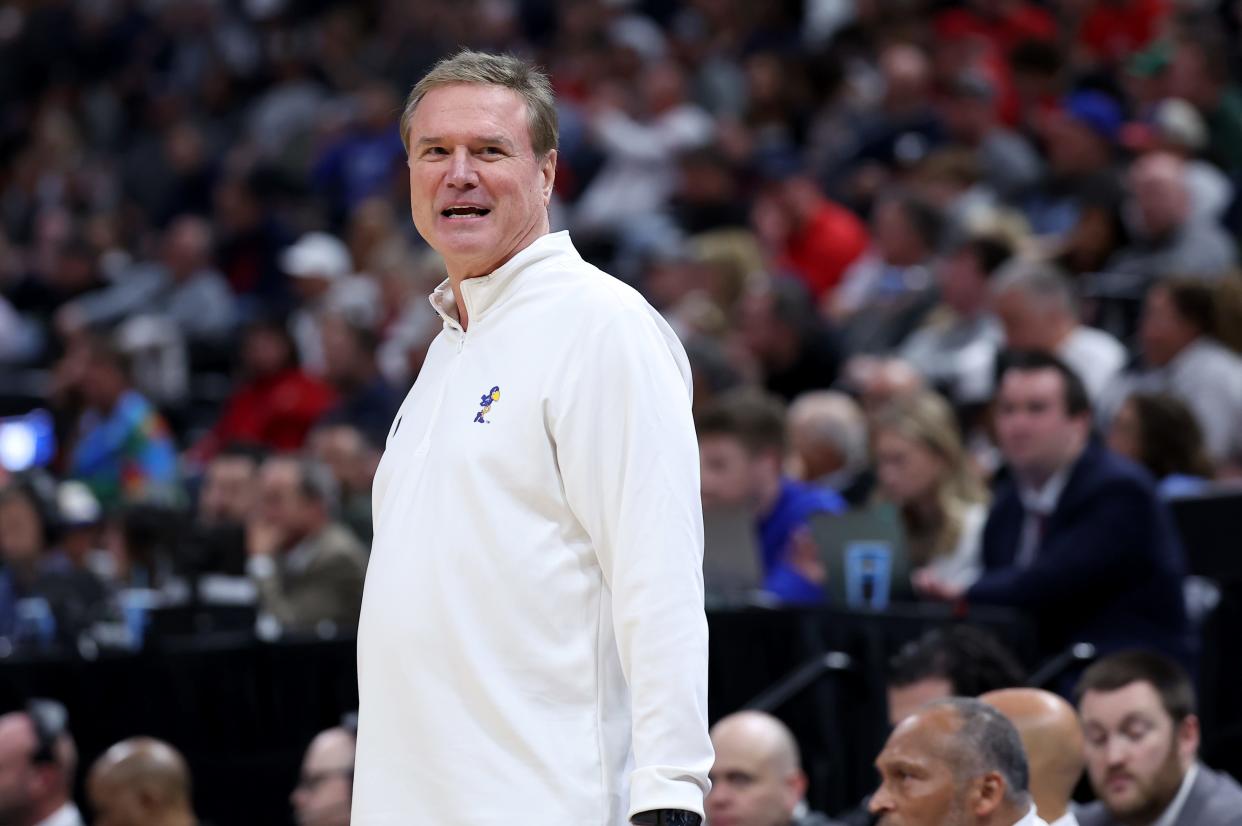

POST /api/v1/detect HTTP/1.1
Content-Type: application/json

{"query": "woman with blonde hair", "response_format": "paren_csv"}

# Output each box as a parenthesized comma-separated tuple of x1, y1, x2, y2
(871, 391, 989, 590)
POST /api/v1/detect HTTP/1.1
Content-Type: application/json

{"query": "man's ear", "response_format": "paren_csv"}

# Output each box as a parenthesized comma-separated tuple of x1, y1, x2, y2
(540, 150, 558, 204)
(1177, 714, 1201, 768)
(784, 769, 808, 810)
(971, 771, 1007, 818)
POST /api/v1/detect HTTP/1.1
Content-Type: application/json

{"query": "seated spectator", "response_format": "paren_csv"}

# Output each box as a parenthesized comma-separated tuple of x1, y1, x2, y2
(87, 737, 199, 826)
(830, 193, 942, 355)
(707, 711, 845, 826)
(900, 232, 1012, 406)
(1165, 25, 1242, 178)
(282, 232, 379, 376)
(189, 443, 267, 576)
(317, 314, 402, 451)
(54, 216, 238, 350)
(189, 320, 336, 462)
(845, 356, 928, 422)
(992, 262, 1126, 403)
(918, 352, 1192, 671)
(246, 456, 367, 632)
(0, 483, 108, 645)
(871, 698, 1045, 826)
(104, 503, 187, 594)
(981, 689, 1085, 826)
(61, 336, 181, 510)
(1122, 278, 1242, 465)
(1103, 152, 1236, 291)
(874, 392, 989, 592)
(0, 699, 85, 826)
(886, 625, 1026, 727)
(697, 388, 845, 604)
(291, 725, 356, 826)
(1122, 99, 1234, 224)
(939, 71, 1043, 202)
(785, 391, 872, 507)
(735, 280, 843, 402)
(1076, 650, 1242, 826)
(308, 424, 377, 545)
(1106, 393, 1214, 497)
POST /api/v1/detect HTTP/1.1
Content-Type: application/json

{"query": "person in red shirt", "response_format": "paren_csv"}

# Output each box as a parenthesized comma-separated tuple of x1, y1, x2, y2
(189, 319, 336, 462)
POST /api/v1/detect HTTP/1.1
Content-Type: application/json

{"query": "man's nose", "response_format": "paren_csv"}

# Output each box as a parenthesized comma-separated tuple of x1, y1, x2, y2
(1105, 735, 1130, 767)
(869, 783, 894, 814)
(446, 148, 478, 188)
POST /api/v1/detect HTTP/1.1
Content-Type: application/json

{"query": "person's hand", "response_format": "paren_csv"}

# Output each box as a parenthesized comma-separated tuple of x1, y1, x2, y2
(911, 568, 964, 602)
(246, 519, 284, 558)
(787, 526, 826, 585)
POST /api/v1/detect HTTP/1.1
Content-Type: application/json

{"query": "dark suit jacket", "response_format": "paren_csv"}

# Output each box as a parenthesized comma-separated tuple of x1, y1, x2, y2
(967, 442, 1193, 668)
(1077, 765, 1242, 826)
(254, 523, 368, 631)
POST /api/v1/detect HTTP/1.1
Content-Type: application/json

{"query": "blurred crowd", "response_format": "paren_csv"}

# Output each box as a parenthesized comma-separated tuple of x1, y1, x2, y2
(0, 0, 1239, 693)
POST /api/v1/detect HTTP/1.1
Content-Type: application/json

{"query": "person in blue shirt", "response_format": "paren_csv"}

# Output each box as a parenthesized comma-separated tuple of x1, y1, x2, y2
(697, 388, 845, 603)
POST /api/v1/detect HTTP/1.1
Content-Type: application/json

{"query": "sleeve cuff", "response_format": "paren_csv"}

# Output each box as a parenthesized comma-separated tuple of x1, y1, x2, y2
(627, 766, 708, 821)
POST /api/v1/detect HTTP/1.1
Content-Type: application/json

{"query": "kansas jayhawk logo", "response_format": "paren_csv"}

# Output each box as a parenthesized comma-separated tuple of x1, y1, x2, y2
(474, 386, 501, 423)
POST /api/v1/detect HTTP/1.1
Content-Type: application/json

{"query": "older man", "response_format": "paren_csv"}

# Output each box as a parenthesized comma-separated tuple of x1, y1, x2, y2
(87, 738, 197, 826)
(981, 689, 1085, 826)
(0, 701, 84, 826)
(870, 698, 1047, 826)
(355, 51, 712, 825)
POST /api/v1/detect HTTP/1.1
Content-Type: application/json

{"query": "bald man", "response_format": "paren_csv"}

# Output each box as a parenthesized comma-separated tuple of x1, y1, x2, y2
(707, 711, 844, 826)
(0, 704, 84, 826)
(291, 726, 355, 826)
(981, 689, 1085, 826)
(87, 738, 197, 826)
(871, 698, 1047, 826)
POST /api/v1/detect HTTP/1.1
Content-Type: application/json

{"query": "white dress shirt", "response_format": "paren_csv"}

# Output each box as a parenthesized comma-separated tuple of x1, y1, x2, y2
(34, 802, 85, 826)
(1015, 803, 1051, 826)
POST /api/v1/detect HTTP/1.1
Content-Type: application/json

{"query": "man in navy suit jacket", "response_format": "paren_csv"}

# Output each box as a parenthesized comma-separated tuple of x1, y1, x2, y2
(917, 351, 1193, 670)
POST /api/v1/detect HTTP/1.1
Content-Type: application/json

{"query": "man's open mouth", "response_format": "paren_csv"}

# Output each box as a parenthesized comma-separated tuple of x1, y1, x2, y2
(441, 206, 491, 218)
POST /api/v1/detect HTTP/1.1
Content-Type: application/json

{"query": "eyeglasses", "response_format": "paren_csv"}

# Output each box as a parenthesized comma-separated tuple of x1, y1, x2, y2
(296, 768, 354, 792)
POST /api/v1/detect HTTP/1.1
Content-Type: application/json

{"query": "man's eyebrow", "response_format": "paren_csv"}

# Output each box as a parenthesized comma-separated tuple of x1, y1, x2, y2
(413, 135, 515, 148)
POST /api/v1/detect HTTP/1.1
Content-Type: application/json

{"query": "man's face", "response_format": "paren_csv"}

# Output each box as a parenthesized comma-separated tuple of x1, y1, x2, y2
(994, 368, 1086, 482)
(0, 717, 37, 824)
(1080, 681, 1197, 824)
(699, 435, 764, 511)
(887, 677, 954, 728)
(258, 462, 314, 543)
(0, 496, 43, 564)
(993, 289, 1050, 351)
(707, 729, 802, 826)
(199, 456, 258, 525)
(1138, 287, 1196, 368)
(870, 710, 970, 826)
(937, 249, 985, 316)
(405, 83, 556, 279)
(291, 732, 354, 826)
(87, 775, 148, 826)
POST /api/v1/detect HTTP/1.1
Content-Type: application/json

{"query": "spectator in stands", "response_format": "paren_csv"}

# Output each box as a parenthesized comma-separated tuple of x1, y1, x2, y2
(870, 698, 1044, 826)
(60, 336, 181, 510)
(1106, 393, 1214, 497)
(0, 699, 84, 826)
(940, 72, 1043, 202)
(847, 356, 928, 422)
(189, 443, 266, 576)
(697, 388, 844, 604)
(981, 688, 1085, 826)
(310, 82, 407, 226)
(1125, 278, 1242, 465)
(918, 352, 1192, 671)
(1103, 152, 1236, 289)
(308, 424, 377, 545)
(886, 625, 1026, 727)
(0, 483, 108, 644)
(281, 232, 379, 377)
(54, 216, 237, 349)
(991, 262, 1126, 403)
(785, 391, 872, 507)
(900, 232, 1012, 406)
(1076, 650, 1242, 826)
(874, 392, 989, 592)
(1166, 26, 1242, 176)
(707, 711, 844, 826)
(735, 280, 842, 402)
(104, 503, 185, 594)
(189, 320, 336, 462)
(246, 456, 367, 632)
(212, 170, 293, 317)
(1121, 99, 1234, 224)
(87, 737, 199, 826)
(831, 193, 942, 355)
(291, 725, 356, 826)
(317, 314, 402, 451)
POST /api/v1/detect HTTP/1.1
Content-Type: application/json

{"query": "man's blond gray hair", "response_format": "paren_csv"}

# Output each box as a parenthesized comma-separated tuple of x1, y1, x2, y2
(399, 50, 558, 158)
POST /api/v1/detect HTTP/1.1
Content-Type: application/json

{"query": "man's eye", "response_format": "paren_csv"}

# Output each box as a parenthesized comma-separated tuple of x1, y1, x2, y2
(480, 146, 503, 156)
(423, 147, 448, 157)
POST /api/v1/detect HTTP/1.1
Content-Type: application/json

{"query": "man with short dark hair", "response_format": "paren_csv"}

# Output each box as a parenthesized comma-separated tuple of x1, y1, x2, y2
(0, 702, 84, 826)
(697, 388, 844, 603)
(1076, 650, 1242, 826)
(917, 352, 1192, 669)
(246, 456, 367, 631)
(887, 626, 1027, 727)
(870, 698, 1048, 825)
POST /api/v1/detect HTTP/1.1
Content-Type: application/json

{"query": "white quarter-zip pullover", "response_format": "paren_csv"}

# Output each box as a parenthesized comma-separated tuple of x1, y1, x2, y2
(353, 231, 713, 825)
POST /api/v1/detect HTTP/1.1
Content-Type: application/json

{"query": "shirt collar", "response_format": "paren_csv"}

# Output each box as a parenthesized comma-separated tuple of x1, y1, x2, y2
(1152, 763, 1199, 826)
(1018, 462, 1073, 516)
(1013, 803, 1048, 826)
(34, 802, 82, 826)
(428, 230, 578, 329)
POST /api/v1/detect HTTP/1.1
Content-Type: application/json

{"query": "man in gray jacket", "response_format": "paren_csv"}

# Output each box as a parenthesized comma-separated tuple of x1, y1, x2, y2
(1076, 650, 1242, 826)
